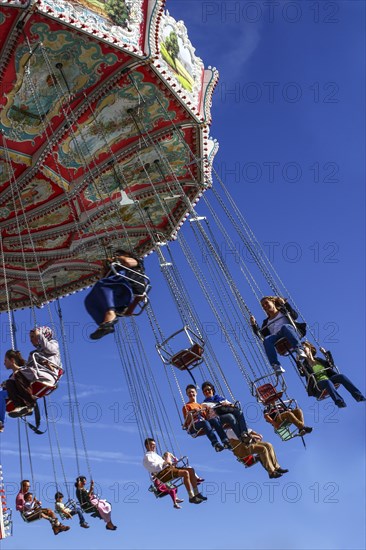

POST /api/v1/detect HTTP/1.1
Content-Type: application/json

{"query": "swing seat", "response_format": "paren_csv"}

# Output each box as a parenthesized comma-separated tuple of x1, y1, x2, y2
(237, 455, 259, 468)
(275, 338, 295, 356)
(171, 343, 204, 370)
(148, 484, 170, 498)
(21, 509, 42, 523)
(275, 421, 298, 441)
(256, 384, 283, 405)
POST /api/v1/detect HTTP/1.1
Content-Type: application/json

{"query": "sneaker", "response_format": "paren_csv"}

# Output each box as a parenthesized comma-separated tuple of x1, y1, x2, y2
(240, 432, 252, 445)
(272, 364, 285, 374)
(195, 493, 208, 501)
(355, 395, 366, 402)
(336, 401, 347, 408)
(80, 523, 89, 528)
(8, 406, 30, 418)
(296, 348, 307, 358)
(0, 421, 4, 433)
(196, 477, 205, 484)
(223, 440, 232, 450)
(213, 442, 224, 452)
(24, 406, 34, 416)
(276, 468, 289, 474)
(189, 496, 202, 504)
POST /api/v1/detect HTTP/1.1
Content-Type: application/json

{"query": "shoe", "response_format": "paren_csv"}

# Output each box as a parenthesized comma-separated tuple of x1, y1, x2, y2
(90, 318, 118, 340)
(59, 525, 70, 532)
(214, 442, 224, 452)
(0, 421, 4, 433)
(269, 471, 282, 478)
(23, 406, 34, 416)
(8, 406, 30, 418)
(272, 364, 285, 374)
(195, 493, 207, 501)
(106, 524, 117, 530)
(336, 401, 347, 408)
(223, 440, 232, 450)
(80, 523, 89, 528)
(176, 498, 184, 503)
(196, 477, 205, 484)
(240, 432, 252, 445)
(355, 395, 366, 402)
(189, 496, 202, 504)
(276, 468, 289, 474)
(302, 426, 313, 434)
(173, 503, 182, 509)
(53, 525, 61, 536)
(296, 348, 307, 358)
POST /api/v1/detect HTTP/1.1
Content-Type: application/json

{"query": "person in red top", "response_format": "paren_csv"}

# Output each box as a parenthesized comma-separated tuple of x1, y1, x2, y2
(183, 385, 231, 452)
(16, 479, 69, 535)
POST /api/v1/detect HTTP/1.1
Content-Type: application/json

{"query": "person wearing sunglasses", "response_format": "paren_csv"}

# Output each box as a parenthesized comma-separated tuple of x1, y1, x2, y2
(201, 381, 250, 443)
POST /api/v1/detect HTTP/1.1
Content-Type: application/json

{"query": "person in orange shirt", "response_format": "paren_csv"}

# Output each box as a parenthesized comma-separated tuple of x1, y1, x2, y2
(182, 385, 231, 452)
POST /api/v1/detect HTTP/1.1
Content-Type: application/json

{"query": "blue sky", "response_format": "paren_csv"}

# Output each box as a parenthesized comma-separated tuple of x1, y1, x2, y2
(1, 1, 365, 549)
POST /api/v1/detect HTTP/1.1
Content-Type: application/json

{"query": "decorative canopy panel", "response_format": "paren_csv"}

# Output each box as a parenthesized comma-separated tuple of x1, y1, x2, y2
(0, 0, 218, 311)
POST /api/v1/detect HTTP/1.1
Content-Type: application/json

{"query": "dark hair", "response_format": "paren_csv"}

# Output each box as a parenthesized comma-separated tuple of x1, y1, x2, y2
(24, 492, 32, 500)
(75, 476, 86, 488)
(201, 381, 215, 393)
(20, 479, 30, 488)
(114, 249, 140, 262)
(144, 437, 155, 449)
(185, 384, 196, 393)
(6, 350, 26, 366)
(55, 492, 64, 500)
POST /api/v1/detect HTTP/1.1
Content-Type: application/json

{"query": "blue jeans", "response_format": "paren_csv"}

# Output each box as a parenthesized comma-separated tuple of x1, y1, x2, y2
(70, 506, 87, 525)
(318, 374, 365, 405)
(0, 389, 8, 424)
(218, 409, 248, 438)
(84, 276, 133, 325)
(264, 324, 302, 365)
(189, 418, 229, 446)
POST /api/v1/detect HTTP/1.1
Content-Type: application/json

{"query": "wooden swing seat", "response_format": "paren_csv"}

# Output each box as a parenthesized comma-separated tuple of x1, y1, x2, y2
(256, 383, 283, 405)
(171, 343, 204, 370)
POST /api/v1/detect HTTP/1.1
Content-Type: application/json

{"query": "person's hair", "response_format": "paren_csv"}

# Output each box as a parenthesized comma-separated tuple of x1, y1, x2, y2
(201, 381, 215, 393)
(55, 492, 64, 500)
(185, 384, 196, 393)
(114, 249, 140, 262)
(6, 350, 26, 366)
(74, 476, 86, 488)
(260, 296, 283, 308)
(144, 437, 155, 449)
(24, 492, 32, 500)
(20, 479, 30, 488)
(303, 341, 317, 355)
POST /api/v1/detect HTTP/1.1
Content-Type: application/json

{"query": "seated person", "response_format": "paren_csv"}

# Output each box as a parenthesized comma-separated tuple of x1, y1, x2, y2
(183, 385, 231, 451)
(250, 296, 307, 375)
(299, 342, 366, 408)
(201, 381, 249, 443)
(226, 428, 289, 479)
(75, 476, 117, 530)
(16, 479, 69, 535)
(85, 249, 148, 340)
(55, 491, 89, 528)
(143, 438, 207, 504)
(264, 402, 312, 437)
(5, 327, 62, 417)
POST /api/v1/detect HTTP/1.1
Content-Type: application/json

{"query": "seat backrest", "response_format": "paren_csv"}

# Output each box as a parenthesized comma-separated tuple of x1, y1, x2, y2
(171, 345, 204, 369)
(256, 384, 283, 405)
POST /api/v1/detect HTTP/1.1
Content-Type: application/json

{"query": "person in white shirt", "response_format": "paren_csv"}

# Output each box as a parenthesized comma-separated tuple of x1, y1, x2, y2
(143, 438, 207, 504)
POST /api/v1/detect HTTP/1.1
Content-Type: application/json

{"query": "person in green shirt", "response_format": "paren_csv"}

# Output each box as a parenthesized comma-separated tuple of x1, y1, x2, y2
(300, 342, 365, 407)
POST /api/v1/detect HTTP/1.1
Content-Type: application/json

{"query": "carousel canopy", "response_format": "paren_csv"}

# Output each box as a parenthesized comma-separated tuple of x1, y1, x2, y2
(0, 0, 218, 310)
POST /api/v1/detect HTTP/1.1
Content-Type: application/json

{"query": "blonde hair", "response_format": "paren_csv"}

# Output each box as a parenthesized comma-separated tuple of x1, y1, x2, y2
(303, 341, 317, 355)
